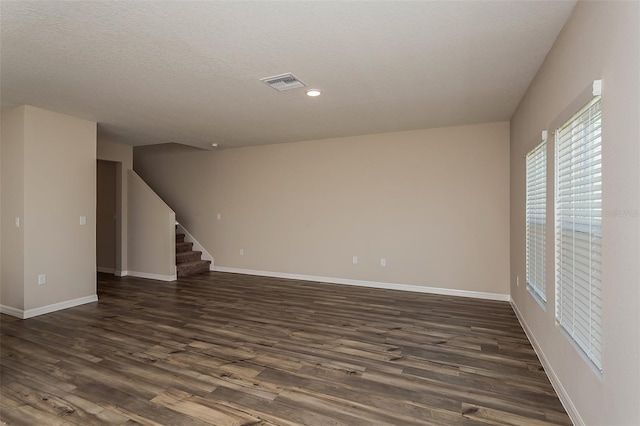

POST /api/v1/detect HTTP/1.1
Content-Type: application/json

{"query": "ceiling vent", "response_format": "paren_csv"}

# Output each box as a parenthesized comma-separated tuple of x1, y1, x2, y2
(260, 73, 306, 91)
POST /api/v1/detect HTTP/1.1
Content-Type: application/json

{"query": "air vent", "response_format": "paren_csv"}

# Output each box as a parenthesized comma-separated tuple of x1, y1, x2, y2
(260, 73, 306, 91)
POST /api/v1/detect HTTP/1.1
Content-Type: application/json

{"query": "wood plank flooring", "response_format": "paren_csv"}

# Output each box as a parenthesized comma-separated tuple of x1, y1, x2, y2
(0, 272, 571, 425)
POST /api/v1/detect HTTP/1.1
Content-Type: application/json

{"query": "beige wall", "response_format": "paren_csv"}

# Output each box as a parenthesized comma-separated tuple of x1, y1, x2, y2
(510, 1, 639, 425)
(135, 122, 510, 295)
(23, 106, 97, 310)
(97, 137, 175, 280)
(97, 136, 133, 274)
(1, 107, 26, 310)
(1, 106, 97, 314)
(0, 112, 2, 304)
(97, 160, 117, 271)
(127, 170, 176, 280)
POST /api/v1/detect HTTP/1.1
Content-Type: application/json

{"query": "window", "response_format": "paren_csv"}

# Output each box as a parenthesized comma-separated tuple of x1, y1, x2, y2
(526, 138, 547, 302)
(555, 95, 602, 371)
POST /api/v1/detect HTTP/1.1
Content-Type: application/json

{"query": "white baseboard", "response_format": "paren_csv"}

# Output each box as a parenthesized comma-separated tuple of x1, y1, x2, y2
(97, 267, 115, 274)
(126, 270, 177, 282)
(213, 266, 509, 301)
(1, 295, 99, 319)
(510, 299, 583, 426)
(0, 304, 24, 318)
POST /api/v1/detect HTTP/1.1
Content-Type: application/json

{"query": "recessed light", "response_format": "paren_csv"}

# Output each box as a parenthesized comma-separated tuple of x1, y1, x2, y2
(211, 143, 218, 147)
(306, 89, 321, 97)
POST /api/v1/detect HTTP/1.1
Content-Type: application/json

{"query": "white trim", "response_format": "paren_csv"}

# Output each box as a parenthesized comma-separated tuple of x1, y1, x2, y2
(213, 266, 509, 301)
(176, 224, 215, 270)
(116, 270, 127, 277)
(126, 271, 177, 282)
(549, 79, 601, 133)
(0, 304, 25, 318)
(97, 267, 115, 274)
(510, 299, 584, 426)
(1, 295, 99, 319)
(592, 79, 602, 96)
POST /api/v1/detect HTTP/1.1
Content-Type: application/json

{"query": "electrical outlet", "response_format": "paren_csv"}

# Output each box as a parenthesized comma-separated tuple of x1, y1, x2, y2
(216, 213, 221, 220)
(352, 256, 358, 265)
(380, 258, 386, 267)
(240, 249, 244, 256)
(38, 274, 46, 285)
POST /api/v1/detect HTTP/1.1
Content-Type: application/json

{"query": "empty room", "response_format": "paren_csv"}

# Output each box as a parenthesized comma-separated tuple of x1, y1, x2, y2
(1, 1, 638, 425)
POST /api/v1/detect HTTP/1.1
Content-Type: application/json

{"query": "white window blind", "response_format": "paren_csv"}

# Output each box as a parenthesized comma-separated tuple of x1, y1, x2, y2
(555, 95, 602, 371)
(526, 139, 547, 302)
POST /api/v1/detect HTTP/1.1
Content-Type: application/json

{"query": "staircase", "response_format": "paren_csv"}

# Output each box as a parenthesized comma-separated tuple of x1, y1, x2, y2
(176, 233, 211, 278)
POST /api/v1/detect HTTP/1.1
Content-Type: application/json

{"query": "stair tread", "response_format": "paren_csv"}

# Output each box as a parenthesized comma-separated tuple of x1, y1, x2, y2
(176, 250, 202, 257)
(176, 260, 211, 269)
(176, 250, 204, 265)
(175, 241, 194, 253)
(177, 259, 211, 278)
(176, 255, 201, 262)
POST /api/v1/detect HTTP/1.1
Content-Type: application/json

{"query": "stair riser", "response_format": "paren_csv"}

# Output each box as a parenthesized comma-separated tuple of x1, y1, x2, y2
(176, 242, 193, 253)
(177, 261, 211, 278)
(176, 234, 185, 243)
(176, 251, 202, 264)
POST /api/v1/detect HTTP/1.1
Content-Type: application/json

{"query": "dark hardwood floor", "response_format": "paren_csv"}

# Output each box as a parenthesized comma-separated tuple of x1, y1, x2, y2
(0, 272, 571, 425)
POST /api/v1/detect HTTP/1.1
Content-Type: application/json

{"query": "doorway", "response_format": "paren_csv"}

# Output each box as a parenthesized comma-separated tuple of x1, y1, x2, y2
(97, 160, 117, 273)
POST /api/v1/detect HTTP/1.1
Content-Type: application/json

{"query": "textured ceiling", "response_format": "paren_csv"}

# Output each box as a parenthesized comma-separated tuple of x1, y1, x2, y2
(1, 1, 576, 149)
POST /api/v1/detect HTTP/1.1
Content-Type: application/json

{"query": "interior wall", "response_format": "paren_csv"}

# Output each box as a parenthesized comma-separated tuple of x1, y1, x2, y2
(127, 170, 176, 280)
(0, 107, 26, 310)
(23, 106, 97, 311)
(97, 135, 133, 274)
(135, 122, 510, 295)
(97, 160, 117, 272)
(509, 1, 640, 425)
(0, 112, 2, 305)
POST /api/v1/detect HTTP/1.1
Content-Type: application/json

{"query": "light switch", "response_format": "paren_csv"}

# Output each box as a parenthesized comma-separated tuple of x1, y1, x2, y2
(15, 217, 20, 228)
(80, 216, 87, 225)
